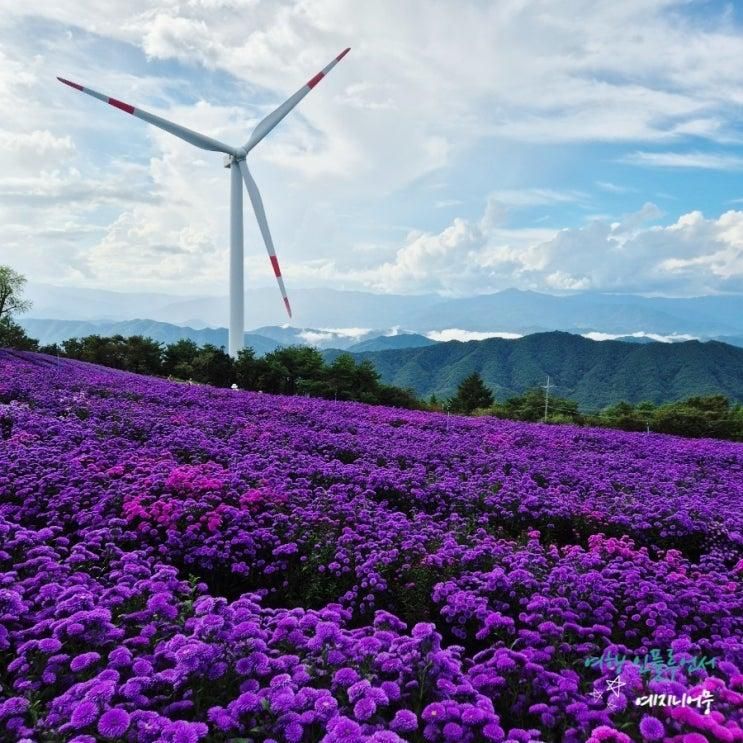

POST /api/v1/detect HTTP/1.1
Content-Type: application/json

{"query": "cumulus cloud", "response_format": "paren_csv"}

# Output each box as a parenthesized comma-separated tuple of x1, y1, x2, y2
(325, 202, 743, 296)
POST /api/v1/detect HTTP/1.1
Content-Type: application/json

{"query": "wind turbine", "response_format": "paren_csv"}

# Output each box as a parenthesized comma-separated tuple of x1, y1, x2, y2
(58, 48, 351, 357)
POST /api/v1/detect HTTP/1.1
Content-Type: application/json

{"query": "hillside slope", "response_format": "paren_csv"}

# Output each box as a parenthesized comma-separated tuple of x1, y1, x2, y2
(0, 349, 741, 741)
(327, 331, 743, 407)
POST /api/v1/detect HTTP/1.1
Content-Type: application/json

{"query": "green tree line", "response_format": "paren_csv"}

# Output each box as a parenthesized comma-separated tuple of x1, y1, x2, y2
(30, 334, 421, 409)
(446, 372, 743, 441)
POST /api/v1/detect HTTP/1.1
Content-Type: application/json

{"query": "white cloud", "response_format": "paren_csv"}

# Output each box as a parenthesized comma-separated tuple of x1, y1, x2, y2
(596, 181, 636, 194)
(623, 151, 743, 170)
(310, 202, 743, 296)
(583, 331, 698, 342)
(426, 329, 523, 342)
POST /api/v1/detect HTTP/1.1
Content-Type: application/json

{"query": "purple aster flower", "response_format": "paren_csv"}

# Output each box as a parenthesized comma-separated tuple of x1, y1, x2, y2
(108, 647, 132, 667)
(421, 702, 446, 722)
(97, 709, 130, 738)
(314, 695, 338, 717)
(70, 651, 101, 672)
(284, 722, 303, 743)
(162, 720, 208, 743)
(444, 722, 465, 740)
(638, 716, 664, 742)
(70, 701, 98, 729)
(328, 716, 361, 737)
(353, 697, 376, 721)
(232, 691, 259, 714)
(391, 709, 418, 732)
(0, 697, 29, 718)
(39, 638, 62, 653)
(412, 622, 436, 639)
(347, 680, 372, 703)
(333, 667, 360, 687)
(482, 722, 505, 741)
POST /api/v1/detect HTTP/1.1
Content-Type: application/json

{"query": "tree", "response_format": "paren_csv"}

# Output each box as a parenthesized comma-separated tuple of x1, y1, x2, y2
(449, 372, 494, 414)
(0, 266, 36, 351)
(377, 385, 420, 409)
(234, 347, 261, 390)
(325, 353, 358, 401)
(191, 344, 234, 387)
(163, 339, 200, 379)
(121, 335, 163, 375)
(0, 266, 31, 321)
(0, 318, 38, 351)
(271, 346, 325, 395)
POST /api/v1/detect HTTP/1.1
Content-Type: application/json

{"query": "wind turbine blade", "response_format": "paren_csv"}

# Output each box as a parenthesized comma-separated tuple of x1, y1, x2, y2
(237, 159, 292, 317)
(243, 48, 350, 153)
(57, 77, 238, 156)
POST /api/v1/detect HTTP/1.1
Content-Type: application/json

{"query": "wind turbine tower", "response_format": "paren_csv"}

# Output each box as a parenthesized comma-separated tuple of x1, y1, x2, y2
(58, 48, 351, 356)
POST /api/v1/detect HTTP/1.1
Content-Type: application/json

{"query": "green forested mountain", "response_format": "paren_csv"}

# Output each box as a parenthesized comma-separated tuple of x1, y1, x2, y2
(324, 332, 743, 408)
(346, 333, 437, 352)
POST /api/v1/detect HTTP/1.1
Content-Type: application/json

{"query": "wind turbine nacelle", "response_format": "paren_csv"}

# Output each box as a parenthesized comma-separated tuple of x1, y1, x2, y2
(224, 155, 233, 168)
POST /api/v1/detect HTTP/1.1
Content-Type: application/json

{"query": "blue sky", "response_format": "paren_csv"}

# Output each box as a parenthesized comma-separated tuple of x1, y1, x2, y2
(1, 0, 743, 300)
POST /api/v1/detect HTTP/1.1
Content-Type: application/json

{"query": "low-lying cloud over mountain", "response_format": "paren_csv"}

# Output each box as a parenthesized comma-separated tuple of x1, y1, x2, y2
(24, 284, 743, 340)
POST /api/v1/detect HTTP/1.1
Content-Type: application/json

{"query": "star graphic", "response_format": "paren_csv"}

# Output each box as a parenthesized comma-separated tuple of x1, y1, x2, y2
(590, 688, 604, 702)
(605, 675, 626, 698)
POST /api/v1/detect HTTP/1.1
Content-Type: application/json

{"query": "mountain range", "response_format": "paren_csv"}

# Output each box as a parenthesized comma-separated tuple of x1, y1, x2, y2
(25, 284, 743, 338)
(18, 317, 438, 355)
(324, 332, 743, 409)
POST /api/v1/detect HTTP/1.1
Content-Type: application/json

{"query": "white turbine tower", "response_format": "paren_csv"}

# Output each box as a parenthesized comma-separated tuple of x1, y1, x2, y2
(58, 48, 351, 357)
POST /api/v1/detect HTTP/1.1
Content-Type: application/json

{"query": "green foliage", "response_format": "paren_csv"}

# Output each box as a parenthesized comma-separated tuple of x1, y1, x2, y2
(596, 394, 742, 440)
(163, 339, 200, 378)
(0, 318, 39, 351)
(234, 347, 261, 390)
(486, 388, 582, 423)
(0, 266, 31, 321)
(377, 385, 420, 409)
(259, 346, 326, 395)
(61, 334, 162, 375)
(42, 333, 420, 410)
(342, 331, 743, 408)
(449, 372, 494, 414)
(482, 389, 742, 441)
(191, 344, 234, 387)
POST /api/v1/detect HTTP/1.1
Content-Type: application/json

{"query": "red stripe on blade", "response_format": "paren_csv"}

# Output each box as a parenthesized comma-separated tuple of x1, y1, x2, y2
(336, 48, 351, 61)
(58, 77, 83, 91)
(284, 297, 292, 317)
(307, 72, 325, 89)
(109, 98, 135, 114)
(270, 256, 282, 277)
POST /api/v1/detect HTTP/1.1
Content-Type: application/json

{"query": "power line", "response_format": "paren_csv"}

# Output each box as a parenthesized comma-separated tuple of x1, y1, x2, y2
(542, 375, 555, 423)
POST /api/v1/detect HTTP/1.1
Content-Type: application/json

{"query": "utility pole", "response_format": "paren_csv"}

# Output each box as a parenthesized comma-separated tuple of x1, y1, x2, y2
(542, 375, 554, 422)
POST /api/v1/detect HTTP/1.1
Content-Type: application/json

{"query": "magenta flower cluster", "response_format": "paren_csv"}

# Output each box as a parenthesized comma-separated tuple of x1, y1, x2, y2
(0, 350, 741, 742)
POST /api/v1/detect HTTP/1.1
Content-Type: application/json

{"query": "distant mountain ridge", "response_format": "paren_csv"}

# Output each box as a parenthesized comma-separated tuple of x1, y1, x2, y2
(346, 333, 436, 352)
(26, 283, 743, 337)
(18, 318, 438, 355)
(323, 331, 743, 409)
(19, 318, 282, 356)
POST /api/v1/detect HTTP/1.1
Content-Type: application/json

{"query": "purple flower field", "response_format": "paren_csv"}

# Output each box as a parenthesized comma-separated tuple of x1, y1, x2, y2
(0, 349, 741, 743)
